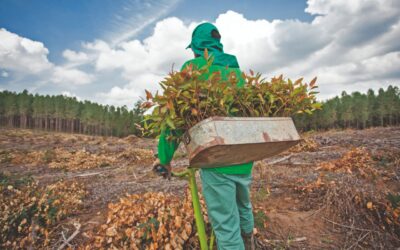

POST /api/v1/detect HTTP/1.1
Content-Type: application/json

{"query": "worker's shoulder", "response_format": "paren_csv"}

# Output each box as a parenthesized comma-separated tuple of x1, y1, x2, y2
(215, 53, 238, 62)
(180, 57, 207, 71)
(180, 53, 240, 71)
(213, 53, 240, 68)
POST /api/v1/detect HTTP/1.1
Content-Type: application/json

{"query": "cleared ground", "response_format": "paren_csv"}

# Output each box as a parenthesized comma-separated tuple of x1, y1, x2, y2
(0, 127, 399, 249)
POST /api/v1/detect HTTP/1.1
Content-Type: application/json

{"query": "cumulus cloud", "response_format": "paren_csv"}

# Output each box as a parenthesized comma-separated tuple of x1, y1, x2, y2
(0, 28, 52, 74)
(52, 66, 94, 85)
(0, 28, 94, 87)
(1, 0, 399, 107)
(85, 17, 193, 75)
(62, 49, 89, 63)
(96, 86, 142, 107)
(83, 17, 195, 106)
(61, 91, 81, 100)
(95, 72, 168, 107)
(215, 11, 331, 72)
(94, 1, 399, 106)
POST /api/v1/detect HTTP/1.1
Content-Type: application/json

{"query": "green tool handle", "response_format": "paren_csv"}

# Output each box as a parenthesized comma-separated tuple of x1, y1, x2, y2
(171, 169, 190, 178)
(188, 168, 208, 250)
(171, 168, 209, 250)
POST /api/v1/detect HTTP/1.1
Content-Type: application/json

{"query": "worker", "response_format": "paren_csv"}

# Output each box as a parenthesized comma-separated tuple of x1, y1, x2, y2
(154, 22, 255, 250)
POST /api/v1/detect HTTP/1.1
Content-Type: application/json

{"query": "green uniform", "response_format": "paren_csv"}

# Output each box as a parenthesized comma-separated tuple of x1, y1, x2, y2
(157, 23, 254, 250)
(159, 56, 253, 175)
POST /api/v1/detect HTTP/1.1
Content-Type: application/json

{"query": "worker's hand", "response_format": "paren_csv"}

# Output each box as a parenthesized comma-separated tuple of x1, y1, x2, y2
(152, 159, 172, 180)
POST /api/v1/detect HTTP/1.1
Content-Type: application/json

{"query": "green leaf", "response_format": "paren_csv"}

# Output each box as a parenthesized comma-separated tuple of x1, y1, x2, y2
(311, 102, 323, 109)
(166, 117, 176, 129)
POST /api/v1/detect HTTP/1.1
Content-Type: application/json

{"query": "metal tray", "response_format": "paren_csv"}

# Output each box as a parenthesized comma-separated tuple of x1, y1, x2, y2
(183, 117, 301, 168)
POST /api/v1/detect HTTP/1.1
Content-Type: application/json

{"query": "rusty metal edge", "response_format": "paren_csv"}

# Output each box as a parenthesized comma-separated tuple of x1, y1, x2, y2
(187, 138, 302, 163)
(189, 140, 301, 168)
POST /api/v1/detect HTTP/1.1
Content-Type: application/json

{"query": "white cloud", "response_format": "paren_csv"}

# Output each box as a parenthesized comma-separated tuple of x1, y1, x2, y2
(84, 17, 194, 107)
(95, 72, 165, 107)
(52, 66, 94, 85)
(96, 86, 142, 107)
(85, 17, 193, 75)
(215, 11, 331, 72)
(2, 0, 399, 108)
(0, 28, 94, 87)
(0, 28, 52, 74)
(61, 91, 81, 100)
(93, 2, 399, 106)
(62, 49, 89, 63)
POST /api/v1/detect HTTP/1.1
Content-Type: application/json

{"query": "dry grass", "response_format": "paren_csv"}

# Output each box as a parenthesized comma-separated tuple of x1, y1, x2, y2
(321, 175, 399, 249)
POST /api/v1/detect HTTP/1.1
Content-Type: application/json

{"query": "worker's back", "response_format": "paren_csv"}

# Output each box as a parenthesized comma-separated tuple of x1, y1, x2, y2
(181, 56, 245, 87)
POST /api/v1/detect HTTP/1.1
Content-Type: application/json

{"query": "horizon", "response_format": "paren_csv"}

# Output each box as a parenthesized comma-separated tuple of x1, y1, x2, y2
(0, 83, 397, 110)
(1, 0, 399, 108)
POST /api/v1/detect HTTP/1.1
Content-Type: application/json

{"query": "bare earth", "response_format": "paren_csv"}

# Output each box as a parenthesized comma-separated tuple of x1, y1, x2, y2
(0, 127, 399, 249)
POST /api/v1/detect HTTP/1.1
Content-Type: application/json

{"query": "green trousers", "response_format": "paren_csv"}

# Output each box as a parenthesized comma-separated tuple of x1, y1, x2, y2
(200, 169, 254, 250)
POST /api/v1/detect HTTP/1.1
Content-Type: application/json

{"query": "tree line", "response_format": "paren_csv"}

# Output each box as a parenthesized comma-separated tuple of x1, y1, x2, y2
(294, 85, 400, 131)
(0, 90, 144, 137)
(1, 85, 399, 137)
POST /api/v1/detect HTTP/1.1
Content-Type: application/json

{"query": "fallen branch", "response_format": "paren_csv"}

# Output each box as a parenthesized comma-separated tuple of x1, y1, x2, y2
(290, 162, 314, 166)
(266, 155, 292, 165)
(346, 232, 370, 250)
(57, 222, 81, 250)
(322, 217, 379, 233)
(61, 231, 72, 248)
(264, 236, 307, 244)
(75, 172, 104, 177)
(304, 205, 326, 219)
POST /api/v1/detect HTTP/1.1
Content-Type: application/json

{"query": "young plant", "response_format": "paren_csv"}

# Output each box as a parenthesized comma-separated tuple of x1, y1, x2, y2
(142, 59, 321, 141)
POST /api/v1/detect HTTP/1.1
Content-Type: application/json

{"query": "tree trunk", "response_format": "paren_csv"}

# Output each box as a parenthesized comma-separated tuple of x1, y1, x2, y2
(71, 119, 74, 133)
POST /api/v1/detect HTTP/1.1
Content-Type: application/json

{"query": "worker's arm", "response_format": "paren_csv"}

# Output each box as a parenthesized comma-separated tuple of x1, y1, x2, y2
(158, 128, 180, 166)
(156, 60, 196, 165)
(152, 128, 179, 179)
(153, 60, 198, 176)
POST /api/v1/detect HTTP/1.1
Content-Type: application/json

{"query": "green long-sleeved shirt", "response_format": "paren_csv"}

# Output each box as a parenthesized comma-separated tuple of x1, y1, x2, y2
(158, 56, 253, 174)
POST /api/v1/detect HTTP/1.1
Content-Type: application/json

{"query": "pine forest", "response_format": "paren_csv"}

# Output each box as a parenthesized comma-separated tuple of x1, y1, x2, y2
(1, 85, 399, 138)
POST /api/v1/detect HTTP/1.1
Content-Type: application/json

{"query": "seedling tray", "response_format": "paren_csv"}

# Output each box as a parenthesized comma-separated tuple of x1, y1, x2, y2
(183, 117, 300, 168)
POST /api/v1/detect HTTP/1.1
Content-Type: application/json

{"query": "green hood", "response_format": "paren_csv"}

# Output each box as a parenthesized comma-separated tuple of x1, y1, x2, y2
(186, 22, 240, 68)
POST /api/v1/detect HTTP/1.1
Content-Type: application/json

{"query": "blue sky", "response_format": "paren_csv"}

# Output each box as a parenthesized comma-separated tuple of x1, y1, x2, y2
(0, 0, 399, 107)
(0, 0, 313, 63)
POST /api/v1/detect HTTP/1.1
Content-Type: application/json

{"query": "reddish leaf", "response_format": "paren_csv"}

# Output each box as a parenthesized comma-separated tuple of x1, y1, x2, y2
(145, 90, 153, 100)
(310, 77, 317, 87)
(191, 108, 198, 116)
(295, 78, 303, 85)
